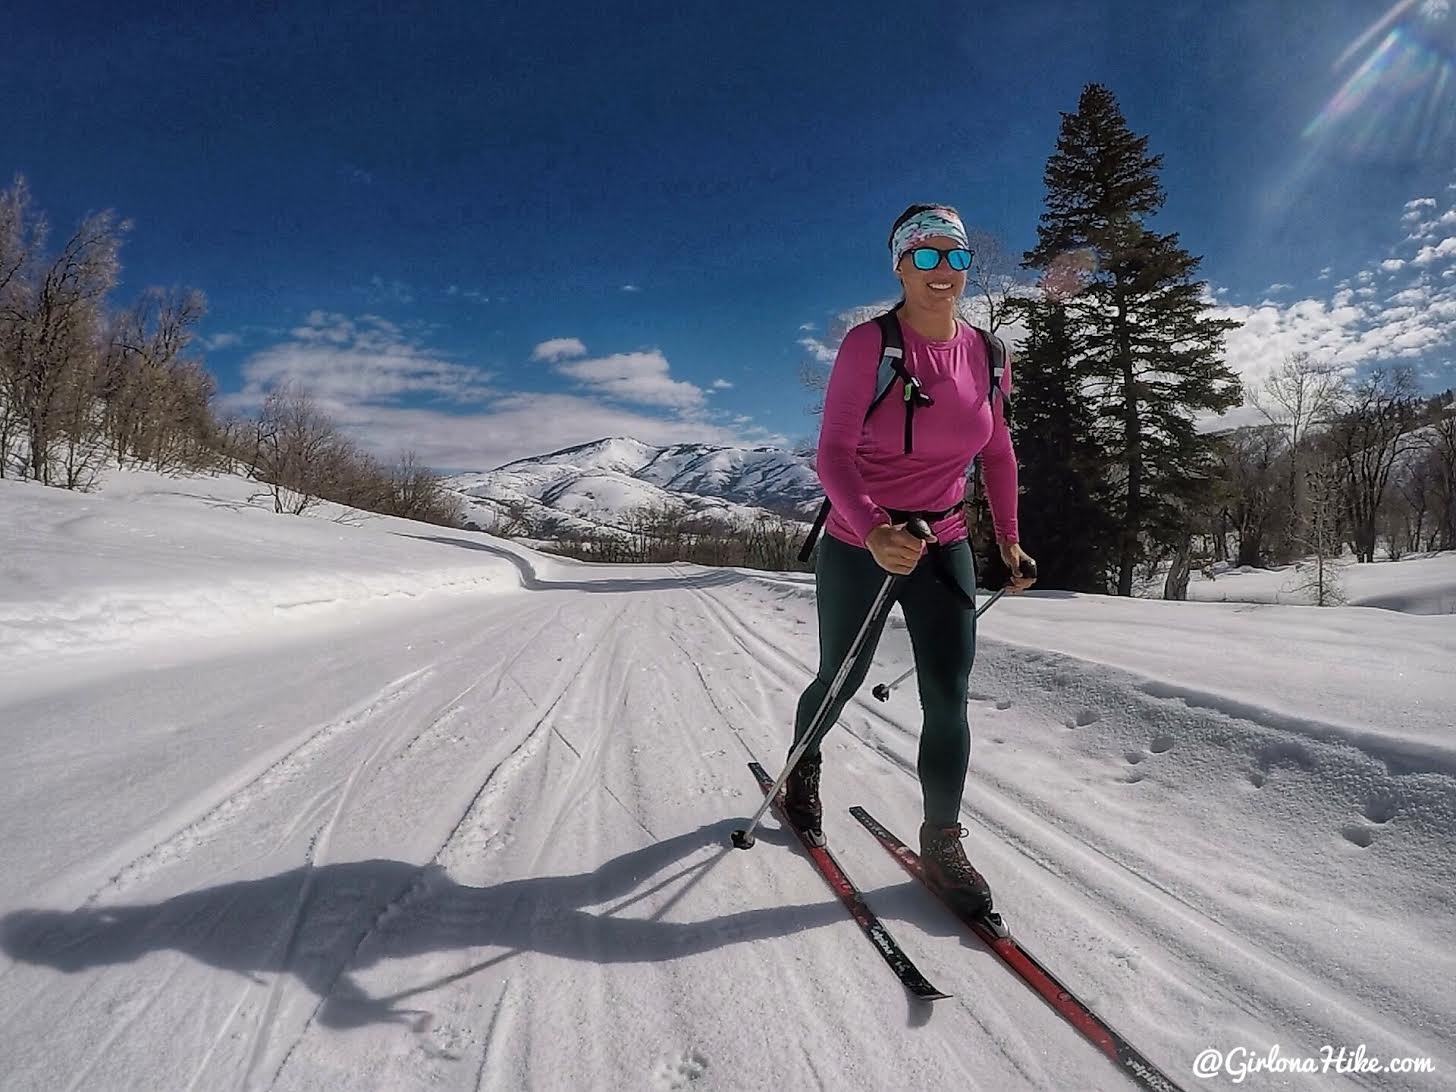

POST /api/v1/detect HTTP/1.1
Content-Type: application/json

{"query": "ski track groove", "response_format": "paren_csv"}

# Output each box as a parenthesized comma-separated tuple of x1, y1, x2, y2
(184, 979, 258, 1092)
(80, 666, 437, 909)
(668, 565, 782, 764)
(264, 597, 631, 1089)
(471, 980, 514, 1092)
(242, 690, 410, 1092)
(28, 597, 584, 1090)
(57, 953, 191, 1092)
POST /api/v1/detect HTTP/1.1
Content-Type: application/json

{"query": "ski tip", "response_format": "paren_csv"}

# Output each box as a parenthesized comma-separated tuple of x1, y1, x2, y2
(915, 989, 954, 1002)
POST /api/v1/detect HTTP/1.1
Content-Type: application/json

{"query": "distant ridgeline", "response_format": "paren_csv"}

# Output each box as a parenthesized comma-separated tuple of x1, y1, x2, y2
(445, 437, 823, 567)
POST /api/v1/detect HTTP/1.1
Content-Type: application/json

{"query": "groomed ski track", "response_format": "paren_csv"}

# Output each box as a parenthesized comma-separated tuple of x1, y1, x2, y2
(1, 543, 1451, 1091)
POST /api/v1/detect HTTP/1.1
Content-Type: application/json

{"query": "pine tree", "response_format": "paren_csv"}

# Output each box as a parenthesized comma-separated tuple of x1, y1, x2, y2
(1025, 84, 1242, 595)
(1004, 296, 1112, 591)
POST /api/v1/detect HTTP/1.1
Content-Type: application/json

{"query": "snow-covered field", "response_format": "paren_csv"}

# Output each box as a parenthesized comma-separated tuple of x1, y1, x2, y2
(1, 468, 1453, 1091)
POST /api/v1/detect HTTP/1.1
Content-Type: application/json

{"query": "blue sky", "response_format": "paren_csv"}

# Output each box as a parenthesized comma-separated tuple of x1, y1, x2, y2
(6, 0, 1456, 470)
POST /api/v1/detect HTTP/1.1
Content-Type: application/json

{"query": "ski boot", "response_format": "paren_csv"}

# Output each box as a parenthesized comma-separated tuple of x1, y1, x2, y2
(783, 751, 825, 846)
(919, 822, 993, 920)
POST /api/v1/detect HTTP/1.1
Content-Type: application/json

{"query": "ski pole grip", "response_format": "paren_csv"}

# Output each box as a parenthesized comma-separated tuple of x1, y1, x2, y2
(1006, 556, 1038, 587)
(905, 518, 934, 541)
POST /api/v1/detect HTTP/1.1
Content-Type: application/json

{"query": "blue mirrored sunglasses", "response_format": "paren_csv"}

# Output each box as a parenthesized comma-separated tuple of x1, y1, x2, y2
(910, 246, 973, 271)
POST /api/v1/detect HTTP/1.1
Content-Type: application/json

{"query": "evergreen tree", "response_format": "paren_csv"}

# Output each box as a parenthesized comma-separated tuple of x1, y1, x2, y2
(1004, 296, 1112, 591)
(1025, 84, 1242, 595)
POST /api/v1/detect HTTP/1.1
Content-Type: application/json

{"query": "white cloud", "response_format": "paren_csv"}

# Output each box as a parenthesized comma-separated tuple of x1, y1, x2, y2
(365, 276, 414, 305)
(798, 322, 815, 332)
(202, 332, 241, 352)
(621, 284, 641, 293)
(223, 313, 494, 414)
(710, 378, 733, 390)
(532, 338, 588, 362)
(1203, 184, 1456, 431)
(1390, 286, 1431, 306)
(1413, 237, 1456, 265)
(1265, 282, 1293, 293)
(216, 314, 775, 471)
(553, 350, 706, 411)
(798, 336, 837, 364)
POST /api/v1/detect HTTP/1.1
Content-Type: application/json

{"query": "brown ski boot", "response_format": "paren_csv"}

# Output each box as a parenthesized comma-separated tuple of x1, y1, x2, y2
(919, 822, 993, 920)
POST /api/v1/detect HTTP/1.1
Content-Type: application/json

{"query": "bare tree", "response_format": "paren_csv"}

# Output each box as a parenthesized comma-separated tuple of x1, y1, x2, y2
(1394, 451, 1435, 554)
(1424, 410, 1456, 551)
(0, 180, 42, 476)
(1249, 352, 1344, 553)
(250, 384, 352, 515)
(964, 227, 1020, 334)
(2, 208, 126, 484)
(1217, 424, 1285, 566)
(1330, 366, 1420, 563)
(1290, 456, 1347, 605)
(100, 287, 211, 471)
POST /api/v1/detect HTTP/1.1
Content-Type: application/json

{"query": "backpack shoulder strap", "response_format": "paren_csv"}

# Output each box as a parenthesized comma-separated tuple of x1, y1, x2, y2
(868, 311, 907, 416)
(972, 326, 1008, 408)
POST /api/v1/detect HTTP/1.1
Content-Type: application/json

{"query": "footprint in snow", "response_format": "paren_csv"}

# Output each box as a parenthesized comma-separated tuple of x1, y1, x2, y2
(1123, 771, 1145, 784)
(1363, 795, 1397, 824)
(995, 698, 1013, 711)
(416, 1022, 472, 1062)
(1109, 945, 1141, 970)
(1149, 735, 1175, 754)
(1247, 770, 1267, 788)
(1067, 708, 1099, 728)
(1341, 824, 1375, 848)
(1124, 751, 1145, 765)
(653, 1049, 709, 1089)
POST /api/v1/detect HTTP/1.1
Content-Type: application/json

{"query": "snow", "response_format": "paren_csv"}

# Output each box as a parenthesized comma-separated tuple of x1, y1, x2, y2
(1180, 553, 1456, 615)
(1, 467, 1453, 1091)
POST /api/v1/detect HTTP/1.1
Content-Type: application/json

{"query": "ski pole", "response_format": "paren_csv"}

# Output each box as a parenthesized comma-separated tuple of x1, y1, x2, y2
(871, 558, 1037, 703)
(731, 519, 934, 850)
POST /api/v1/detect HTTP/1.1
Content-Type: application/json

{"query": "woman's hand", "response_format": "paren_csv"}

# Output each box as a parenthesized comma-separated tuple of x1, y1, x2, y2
(865, 523, 934, 575)
(1000, 541, 1037, 593)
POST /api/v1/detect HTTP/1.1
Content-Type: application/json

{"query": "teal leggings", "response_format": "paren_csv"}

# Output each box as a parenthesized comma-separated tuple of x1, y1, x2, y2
(791, 533, 977, 826)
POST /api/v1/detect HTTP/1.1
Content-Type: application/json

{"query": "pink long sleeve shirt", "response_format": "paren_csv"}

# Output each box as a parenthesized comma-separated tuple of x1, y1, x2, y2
(815, 317, 1019, 549)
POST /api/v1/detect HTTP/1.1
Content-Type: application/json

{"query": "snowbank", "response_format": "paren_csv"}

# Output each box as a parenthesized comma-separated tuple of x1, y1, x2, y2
(0, 469, 525, 660)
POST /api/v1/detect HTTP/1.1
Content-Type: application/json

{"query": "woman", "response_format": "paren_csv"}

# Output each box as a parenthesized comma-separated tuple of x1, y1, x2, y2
(785, 203, 1036, 919)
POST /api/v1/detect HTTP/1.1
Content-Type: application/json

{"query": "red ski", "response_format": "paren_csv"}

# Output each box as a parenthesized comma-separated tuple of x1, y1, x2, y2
(850, 806, 1185, 1092)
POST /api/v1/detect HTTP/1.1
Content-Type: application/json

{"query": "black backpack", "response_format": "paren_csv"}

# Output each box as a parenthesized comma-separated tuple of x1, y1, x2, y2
(797, 308, 1007, 562)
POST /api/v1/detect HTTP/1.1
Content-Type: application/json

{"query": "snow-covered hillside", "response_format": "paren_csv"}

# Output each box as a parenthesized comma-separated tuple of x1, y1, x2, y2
(446, 437, 819, 542)
(1, 467, 1453, 1091)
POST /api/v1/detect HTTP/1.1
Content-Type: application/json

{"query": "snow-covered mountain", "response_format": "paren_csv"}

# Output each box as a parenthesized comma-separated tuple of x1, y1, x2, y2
(445, 437, 821, 540)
